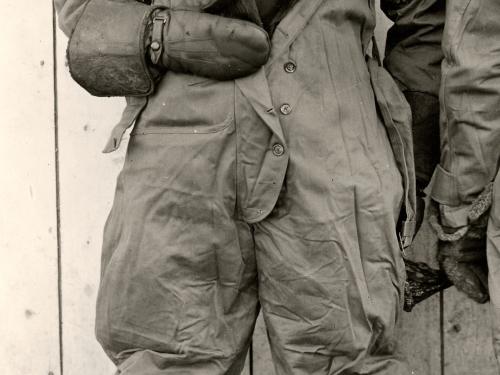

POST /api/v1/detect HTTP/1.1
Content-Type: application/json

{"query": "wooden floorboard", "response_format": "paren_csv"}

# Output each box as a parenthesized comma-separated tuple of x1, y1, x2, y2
(399, 222, 442, 375)
(443, 290, 498, 375)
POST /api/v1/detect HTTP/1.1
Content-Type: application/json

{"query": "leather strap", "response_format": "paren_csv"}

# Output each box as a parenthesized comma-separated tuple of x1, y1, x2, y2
(149, 11, 169, 65)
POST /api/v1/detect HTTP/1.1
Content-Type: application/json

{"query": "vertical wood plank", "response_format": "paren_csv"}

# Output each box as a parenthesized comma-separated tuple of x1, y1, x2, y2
(443, 291, 498, 374)
(374, 0, 389, 54)
(0, 3, 60, 375)
(252, 314, 275, 375)
(242, 351, 251, 375)
(398, 223, 442, 375)
(56, 28, 125, 374)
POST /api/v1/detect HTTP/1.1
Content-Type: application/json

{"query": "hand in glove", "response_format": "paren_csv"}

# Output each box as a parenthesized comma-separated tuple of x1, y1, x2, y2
(67, 0, 270, 97)
(437, 229, 489, 303)
(148, 6, 270, 80)
(429, 184, 493, 303)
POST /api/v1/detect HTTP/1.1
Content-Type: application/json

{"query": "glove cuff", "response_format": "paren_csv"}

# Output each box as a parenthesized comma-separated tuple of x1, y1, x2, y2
(68, 0, 163, 97)
(429, 182, 494, 242)
(469, 182, 494, 222)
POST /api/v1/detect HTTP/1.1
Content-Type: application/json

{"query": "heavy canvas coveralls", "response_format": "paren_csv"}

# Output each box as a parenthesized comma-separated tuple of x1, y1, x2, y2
(55, 0, 443, 373)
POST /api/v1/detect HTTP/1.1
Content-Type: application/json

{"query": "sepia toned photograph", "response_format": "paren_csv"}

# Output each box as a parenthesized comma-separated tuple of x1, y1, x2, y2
(1, 0, 499, 374)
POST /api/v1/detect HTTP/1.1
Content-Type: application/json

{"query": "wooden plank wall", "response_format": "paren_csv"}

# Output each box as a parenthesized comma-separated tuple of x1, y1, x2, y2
(1, 1, 498, 374)
(0, 3, 61, 375)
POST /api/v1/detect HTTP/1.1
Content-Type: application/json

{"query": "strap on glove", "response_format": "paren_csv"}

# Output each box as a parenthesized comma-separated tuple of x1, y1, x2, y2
(148, 8, 270, 81)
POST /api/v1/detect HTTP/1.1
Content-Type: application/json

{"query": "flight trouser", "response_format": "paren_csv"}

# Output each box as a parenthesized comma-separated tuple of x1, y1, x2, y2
(95, 81, 409, 375)
(92, 0, 414, 373)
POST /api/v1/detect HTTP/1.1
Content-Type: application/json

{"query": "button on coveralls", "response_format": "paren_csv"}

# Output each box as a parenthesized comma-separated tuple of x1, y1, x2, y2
(56, 0, 419, 374)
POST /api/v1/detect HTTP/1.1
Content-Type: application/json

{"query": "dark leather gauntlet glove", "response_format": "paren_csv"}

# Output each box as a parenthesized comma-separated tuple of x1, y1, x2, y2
(68, 0, 270, 97)
(429, 183, 493, 303)
(148, 8, 270, 80)
(437, 229, 489, 303)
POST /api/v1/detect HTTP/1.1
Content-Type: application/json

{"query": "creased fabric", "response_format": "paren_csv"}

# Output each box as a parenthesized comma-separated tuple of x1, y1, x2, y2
(430, 0, 500, 363)
(57, 0, 417, 373)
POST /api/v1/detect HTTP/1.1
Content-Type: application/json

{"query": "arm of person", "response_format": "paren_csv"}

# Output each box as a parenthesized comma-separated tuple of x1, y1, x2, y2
(430, 0, 500, 303)
(382, 0, 445, 97)
(381, 0, 445, 189)
(55, 0, 88, 36)
(432, 0, 500, 228)
(54, 0, 271, 97)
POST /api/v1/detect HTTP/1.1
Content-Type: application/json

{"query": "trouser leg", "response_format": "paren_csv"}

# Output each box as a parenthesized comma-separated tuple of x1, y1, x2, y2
(254, 220, 409, 375)
(96, 129, 259, 374)
(253, 130, 410, 374)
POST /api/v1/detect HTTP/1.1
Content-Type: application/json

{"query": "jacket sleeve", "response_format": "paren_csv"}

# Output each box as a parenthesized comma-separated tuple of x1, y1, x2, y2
(55, 0, 89, 36)
(381, 0, 445, 96)
(380, 0, 445, 187)
(430, 0, 500, 228)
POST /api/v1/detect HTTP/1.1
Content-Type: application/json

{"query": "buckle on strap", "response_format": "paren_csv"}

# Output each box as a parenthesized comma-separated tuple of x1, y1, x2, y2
(149, 12, 169, 66)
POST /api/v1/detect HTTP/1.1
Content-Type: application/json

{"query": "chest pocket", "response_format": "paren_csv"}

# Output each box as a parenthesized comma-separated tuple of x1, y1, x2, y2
(132, 72, 235, 135)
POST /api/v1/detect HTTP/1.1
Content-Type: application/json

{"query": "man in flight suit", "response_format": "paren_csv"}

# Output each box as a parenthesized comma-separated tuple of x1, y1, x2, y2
(55, 0, 445, 373)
